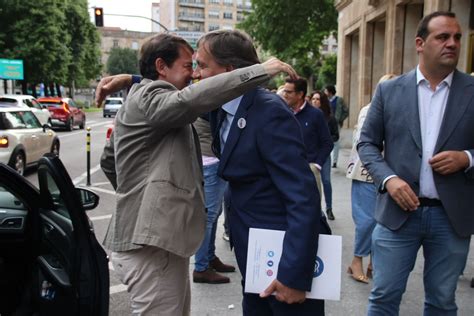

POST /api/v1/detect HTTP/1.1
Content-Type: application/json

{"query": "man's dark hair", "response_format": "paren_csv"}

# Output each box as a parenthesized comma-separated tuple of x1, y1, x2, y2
(285, 77, 307, 97)
(197, 30, 260, 69)
(325, 85, 336, 95)
(139, 33, 193, 80)
(416, 11, 456, 40)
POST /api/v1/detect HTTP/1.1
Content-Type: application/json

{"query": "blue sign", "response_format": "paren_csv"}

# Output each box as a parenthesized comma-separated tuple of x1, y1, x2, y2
(0, 59, 24, 80)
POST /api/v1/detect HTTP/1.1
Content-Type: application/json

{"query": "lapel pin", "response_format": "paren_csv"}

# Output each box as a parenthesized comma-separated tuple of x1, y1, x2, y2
(237, 118, 246, 129)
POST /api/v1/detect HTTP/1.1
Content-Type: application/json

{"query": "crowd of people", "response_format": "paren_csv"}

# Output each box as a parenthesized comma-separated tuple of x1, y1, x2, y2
(96, 10, 472, 316)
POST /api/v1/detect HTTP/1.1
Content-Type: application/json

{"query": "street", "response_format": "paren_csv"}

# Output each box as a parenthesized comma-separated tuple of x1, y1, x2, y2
(31, 112, 474, 316)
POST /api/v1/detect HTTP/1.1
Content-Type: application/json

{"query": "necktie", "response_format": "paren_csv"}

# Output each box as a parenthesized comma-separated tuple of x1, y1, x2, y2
(211, 108, 226, 158)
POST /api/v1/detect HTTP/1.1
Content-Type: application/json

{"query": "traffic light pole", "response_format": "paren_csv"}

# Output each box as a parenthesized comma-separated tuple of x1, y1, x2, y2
(104, 13, 168, 32)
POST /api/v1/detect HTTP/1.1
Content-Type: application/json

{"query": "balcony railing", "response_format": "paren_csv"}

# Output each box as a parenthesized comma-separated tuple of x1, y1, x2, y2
(179, 0, 205, 8)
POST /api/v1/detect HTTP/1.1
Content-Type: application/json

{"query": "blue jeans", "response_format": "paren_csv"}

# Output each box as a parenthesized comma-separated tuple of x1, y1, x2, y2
(351, 180, 376, 257)
(194, 162, 227, 272)
(320, 158, 332, 209)
(368, 206, 470, 316)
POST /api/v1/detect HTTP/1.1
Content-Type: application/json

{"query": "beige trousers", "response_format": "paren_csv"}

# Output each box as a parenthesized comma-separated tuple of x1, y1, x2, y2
(309, 163, 322, 200)
(112, 246, 191, 316)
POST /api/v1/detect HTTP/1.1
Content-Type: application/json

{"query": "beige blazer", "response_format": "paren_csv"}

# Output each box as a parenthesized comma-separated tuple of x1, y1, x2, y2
(346, 104, 373, 183)
(102, 64, 269, 257)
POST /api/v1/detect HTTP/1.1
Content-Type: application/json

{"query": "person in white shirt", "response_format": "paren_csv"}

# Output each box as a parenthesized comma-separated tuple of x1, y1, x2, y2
(358, 11, 474, 315)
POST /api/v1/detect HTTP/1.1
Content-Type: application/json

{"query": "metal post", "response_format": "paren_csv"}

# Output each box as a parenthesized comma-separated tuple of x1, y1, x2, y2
(86, 126, 91, 186)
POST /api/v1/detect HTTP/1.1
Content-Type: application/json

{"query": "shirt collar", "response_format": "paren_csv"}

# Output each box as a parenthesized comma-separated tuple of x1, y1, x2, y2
(416, 65, 454, 88)
(222, 95, 243, 116)
(294, 101, 307, 114)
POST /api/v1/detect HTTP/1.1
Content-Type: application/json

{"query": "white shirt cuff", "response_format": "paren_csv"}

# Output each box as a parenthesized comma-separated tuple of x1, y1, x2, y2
(382, 175, 397, 190)
(315, 164, 321, 170)
(464, 150, 473, 170)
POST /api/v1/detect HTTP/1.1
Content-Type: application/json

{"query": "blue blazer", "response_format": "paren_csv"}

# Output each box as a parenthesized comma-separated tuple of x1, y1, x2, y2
(217, 88, 321, 291)
(358, 69, 474, 237)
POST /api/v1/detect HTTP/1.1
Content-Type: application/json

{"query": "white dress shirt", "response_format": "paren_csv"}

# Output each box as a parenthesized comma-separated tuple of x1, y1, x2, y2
(382, 66, 473, 195)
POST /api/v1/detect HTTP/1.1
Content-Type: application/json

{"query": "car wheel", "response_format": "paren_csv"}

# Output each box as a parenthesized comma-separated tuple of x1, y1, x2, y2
(51, 139, 60, 156)
(79, 116, 85, 129)
(9, 151, 26, 176)
(67, 118, 74, 131)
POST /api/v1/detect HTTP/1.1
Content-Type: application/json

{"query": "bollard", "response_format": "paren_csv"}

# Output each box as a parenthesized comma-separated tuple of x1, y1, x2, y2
(86, 126, 91, 186)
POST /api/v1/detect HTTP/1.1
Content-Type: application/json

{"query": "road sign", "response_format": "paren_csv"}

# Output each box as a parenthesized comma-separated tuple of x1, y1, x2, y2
(0, 59, 24, 80)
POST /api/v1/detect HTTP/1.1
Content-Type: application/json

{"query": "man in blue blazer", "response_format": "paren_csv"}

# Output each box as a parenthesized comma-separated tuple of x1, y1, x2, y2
(281, 77, 334, 218)
(194, 30, 326, 315)
(358, 12, 473, 315)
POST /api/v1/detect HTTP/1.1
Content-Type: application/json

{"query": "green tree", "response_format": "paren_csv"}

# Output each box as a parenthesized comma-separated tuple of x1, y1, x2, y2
(106, 47, 139, 75)
(316, 54, 337, 89)
(239, 0, 337, 80)
(65, 0, 102, 93)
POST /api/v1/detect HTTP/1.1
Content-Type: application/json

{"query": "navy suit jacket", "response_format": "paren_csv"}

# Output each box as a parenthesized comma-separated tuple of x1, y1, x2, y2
(295, 103, 334, 166)
(217, 88, 321, 291)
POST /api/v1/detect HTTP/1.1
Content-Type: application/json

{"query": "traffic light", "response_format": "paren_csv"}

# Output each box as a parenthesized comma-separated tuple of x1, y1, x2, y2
(94, 7, 104, 27)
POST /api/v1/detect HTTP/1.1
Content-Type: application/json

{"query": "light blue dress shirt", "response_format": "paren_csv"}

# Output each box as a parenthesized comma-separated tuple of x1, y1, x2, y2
(219, 96, 243, 153)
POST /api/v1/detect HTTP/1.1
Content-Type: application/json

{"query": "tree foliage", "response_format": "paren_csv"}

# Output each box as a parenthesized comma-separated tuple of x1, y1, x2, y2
(106, 47, 139, 76)
(239, 0, 337, 79)
(316, 54, 337, 89)
(0, 0, 101, 95)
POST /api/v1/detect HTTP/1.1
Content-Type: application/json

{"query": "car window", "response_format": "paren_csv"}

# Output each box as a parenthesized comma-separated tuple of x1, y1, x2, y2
(21, 111, 41, 128)
(68, 100, 76, 108)
(30, 99, 43, 110)
(45, 171, 71, 219)
(0, 185, 26, 210)
(24, 99, 34, 108)
(38, 101, 61, 108)
(105, 99, 123, 105)
(4, 112, 26, 129)
(0, 98, 19, 107)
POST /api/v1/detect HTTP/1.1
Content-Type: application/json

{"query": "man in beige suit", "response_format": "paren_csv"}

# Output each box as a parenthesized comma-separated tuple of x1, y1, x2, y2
(98, 33, 296, 315)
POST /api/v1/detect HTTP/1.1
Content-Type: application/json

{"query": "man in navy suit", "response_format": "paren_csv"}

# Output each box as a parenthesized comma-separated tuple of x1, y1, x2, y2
(281, 77, 334, 218)
(193, 30, 326, 315)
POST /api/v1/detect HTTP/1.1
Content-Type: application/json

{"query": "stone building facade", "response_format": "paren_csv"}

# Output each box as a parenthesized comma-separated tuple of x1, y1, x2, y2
(335, 0, 474, 127)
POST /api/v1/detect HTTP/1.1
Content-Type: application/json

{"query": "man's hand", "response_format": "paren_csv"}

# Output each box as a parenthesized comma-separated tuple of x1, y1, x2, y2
(261, 58, 298, 79)
(95, 74, 133, 106)
(429, 151, 469, 175)
(260, 279, 306, 304)
(386, 177, 419, 211)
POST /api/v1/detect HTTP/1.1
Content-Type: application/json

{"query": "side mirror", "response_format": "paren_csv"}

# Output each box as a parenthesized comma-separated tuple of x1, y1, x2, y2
(76, 188, 100, 211)
(42, 124, 52, 132)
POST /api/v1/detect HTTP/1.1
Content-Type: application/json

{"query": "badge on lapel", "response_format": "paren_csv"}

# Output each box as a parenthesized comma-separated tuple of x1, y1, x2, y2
(237, 118, 246, 129)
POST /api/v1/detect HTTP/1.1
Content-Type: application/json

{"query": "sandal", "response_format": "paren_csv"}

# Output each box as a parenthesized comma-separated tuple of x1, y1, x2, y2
(347, 266, 369, 284)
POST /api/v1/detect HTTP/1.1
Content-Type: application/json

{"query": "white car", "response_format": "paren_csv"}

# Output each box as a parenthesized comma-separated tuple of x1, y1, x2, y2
(0, 94, 52, 125)
(103, 97, 124, 117)
(0, 107, 59, 175)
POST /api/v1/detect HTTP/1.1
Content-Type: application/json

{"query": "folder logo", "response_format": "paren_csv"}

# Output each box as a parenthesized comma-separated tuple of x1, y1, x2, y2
(314, 256, 324, 278)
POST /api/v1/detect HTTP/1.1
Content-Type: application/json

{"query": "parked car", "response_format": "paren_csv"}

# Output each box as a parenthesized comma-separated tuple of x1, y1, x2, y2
(0, 107, 60, 175)
(37, 97, 86, 131)
(0, 94, 52, 126)
(103, 97, 124, 118)
(0, 154, 109, 315)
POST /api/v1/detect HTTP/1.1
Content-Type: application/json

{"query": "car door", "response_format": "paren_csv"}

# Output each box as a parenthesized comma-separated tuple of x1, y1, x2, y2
(0, 155, 109, 315)
(5, 111, 37, 163)
(67, 99, 80, 125)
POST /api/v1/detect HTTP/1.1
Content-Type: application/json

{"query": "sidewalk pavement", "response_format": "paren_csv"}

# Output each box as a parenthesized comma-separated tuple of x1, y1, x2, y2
(109, 128, 474, 315)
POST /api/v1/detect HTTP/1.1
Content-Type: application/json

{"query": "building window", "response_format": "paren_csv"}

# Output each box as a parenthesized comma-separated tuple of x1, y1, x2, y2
(131, 41, 139, 50)
(223, 0, 233, 6)
(209, 0, 220, 4)
(208, 24, 219, 31)
(223, 12, 233, 19)
(113, 39, 119, 48)
(208, 10, 219, 19)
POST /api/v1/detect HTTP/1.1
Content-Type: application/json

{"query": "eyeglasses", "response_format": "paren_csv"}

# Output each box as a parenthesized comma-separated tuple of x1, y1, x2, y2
(283, 90, 296, 94)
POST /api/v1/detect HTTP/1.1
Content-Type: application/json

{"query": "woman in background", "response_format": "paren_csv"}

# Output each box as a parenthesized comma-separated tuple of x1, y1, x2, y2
(346, 74, 396, 283)
(310, 91, 338, 220)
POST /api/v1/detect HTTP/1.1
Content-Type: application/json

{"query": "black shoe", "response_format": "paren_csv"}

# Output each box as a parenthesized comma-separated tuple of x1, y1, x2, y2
(332, 163, 337, 168)
(326, 208, 335, 220)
